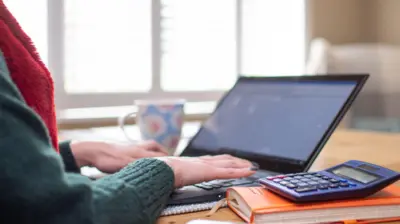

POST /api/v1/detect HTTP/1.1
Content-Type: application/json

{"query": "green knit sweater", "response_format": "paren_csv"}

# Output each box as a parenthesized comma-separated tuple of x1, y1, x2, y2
(0, 50, 175, 223)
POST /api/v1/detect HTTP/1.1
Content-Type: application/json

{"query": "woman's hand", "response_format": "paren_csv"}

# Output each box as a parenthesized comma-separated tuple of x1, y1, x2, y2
(157, 154, 258, 188)
(70, 140, 168, 173)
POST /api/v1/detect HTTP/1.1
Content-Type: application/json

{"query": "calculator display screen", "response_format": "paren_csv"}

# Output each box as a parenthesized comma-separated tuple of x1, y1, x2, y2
(332, 166, 378, 184)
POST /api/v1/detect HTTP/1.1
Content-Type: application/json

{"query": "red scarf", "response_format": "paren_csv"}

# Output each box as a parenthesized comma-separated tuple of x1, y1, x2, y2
(0, 1, 59, 152)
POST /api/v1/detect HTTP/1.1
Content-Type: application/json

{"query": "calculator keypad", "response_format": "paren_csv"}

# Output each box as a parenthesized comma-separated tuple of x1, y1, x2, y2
(266, 172, 357, 192)
(297, 182, 309, 187)
(295, 186, 317, 193)
(317, 184, 329, 190)
(329, 183, 339, 188)
(290, 179, 300, 184)
(279, 181, 290, 186)
(318, 180, 330, 184)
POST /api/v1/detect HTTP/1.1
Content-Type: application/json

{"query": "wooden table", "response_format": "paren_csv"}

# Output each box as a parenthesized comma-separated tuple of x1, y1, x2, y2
(157, 129, 400, 224)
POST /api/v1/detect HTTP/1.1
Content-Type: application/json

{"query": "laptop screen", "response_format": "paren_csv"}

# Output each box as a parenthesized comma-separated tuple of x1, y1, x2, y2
(184, 77, 362, 169)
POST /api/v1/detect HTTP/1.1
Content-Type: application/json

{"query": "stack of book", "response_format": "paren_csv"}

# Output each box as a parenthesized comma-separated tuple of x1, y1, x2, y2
(226, 185, 400, 224)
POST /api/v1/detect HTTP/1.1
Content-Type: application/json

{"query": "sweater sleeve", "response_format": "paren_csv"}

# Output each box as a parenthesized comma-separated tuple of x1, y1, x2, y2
(58, 140, 81, 173)
(0, 58, 174, 223)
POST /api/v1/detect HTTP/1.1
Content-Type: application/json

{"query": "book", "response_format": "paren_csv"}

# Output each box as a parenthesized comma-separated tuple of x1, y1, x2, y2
(226, 185, 400, 224)
(186, 220, 244, 224)
(160, 200, 227, 216)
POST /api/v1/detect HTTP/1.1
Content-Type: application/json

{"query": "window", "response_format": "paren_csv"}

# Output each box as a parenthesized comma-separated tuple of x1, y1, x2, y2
(4, 0, 305, 110)
(241, 0, 306, 76)
(64, 0, 152, 93)
(160, 0, 237, 91)
(3, 0, 48, 64)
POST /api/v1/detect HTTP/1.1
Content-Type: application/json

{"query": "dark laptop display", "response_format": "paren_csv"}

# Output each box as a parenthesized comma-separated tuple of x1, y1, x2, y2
(171, 75, 369, 205)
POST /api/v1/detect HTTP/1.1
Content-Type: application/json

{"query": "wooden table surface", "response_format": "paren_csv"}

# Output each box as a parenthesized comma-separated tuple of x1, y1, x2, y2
(157, 129, 400, 224)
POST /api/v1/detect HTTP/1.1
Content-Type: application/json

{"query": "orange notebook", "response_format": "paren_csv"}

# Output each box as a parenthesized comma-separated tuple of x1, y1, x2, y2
(226, 185, 400, 224)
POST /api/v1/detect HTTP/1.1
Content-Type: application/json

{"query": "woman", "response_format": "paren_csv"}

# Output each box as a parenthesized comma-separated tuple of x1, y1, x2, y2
(0, 1, 256, 224)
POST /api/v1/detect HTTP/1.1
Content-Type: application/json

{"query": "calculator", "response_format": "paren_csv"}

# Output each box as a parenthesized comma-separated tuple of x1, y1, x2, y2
(258, 160, 400, 202)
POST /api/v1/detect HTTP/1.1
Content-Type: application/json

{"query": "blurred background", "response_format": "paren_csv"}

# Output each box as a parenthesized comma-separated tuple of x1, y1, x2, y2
(5, 0, 400, 133)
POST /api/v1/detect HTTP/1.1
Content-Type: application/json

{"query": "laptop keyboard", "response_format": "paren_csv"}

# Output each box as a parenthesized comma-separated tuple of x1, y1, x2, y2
(194, 178, 255, 191)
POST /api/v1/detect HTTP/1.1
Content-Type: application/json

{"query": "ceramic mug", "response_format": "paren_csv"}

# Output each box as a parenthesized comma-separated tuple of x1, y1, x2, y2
(118, 99, 185, 155)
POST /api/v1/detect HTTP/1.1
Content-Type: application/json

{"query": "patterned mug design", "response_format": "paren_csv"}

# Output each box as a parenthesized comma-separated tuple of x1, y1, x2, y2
(137, 103, 184, 154)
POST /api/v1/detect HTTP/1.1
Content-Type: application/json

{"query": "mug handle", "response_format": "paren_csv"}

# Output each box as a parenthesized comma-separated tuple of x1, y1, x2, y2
(118, 112, 138, 143)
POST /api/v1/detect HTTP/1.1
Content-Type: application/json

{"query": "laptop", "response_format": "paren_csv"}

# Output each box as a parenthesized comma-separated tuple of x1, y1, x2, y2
(168, 74, 369, 205)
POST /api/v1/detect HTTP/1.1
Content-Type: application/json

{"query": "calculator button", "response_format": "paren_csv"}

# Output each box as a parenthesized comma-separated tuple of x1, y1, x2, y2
(318, 180, 330, 184)
(295, 186, 317, 193)
(340, 179, 348, 183)
(297, 182, 309, 187)
(283, 177, 293, 181)
(329, 179, 339, 183)
(318, 184, 329, 190)
(290, 179, 300, 184)
(314, 173, 322, 177)
(311, 177, 321, 181)
(275, 175, 285, 179)
(322, 176, 331, 180)
(300, 178, 310, 182)
(339, 182, 349, 187)
(304, 175, 314, 178)
(279, 181, 290, 186)
(294, 176, 303, 179)
(286, 184, 297, 189)
(308, 181, 319, 186)
(267, 177, 275, 180)
(349, 183, 357, 187)
(329, 184, 339, 188)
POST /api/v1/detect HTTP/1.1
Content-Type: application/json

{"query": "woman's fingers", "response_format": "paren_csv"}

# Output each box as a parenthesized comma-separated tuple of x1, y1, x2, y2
(141, 140, 169, 155)
(200, 154, 234, 160)
(203, 159, 253, 169)
(211, 167, 256, 180)
(199, 155, 257, 182)
(140, 150, 169, 158)
(158, 155, 258, 187)
(200, 154, 254, 169)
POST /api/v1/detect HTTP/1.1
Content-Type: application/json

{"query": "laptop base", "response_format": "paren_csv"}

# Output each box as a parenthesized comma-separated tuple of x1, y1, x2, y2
(167, 170, 277, 205)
